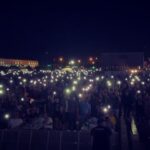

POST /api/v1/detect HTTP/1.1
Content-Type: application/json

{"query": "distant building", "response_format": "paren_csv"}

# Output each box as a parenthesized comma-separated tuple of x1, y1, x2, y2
(0, 58, 39, 68)
(101, 52, 144, 70)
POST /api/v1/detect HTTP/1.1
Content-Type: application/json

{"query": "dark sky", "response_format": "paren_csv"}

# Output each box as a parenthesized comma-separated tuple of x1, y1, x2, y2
(0, 1, 150, 61)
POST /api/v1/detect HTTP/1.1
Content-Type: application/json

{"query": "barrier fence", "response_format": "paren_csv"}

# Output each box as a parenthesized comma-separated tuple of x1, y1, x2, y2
(0, 130, 118, 150)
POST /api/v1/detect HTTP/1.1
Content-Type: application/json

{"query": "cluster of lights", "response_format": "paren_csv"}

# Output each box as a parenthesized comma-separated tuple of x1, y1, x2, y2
(130, 69, 138, 74)
(1, 65, 150, 113)
(107, 80, 112, 87)
(102, 105, 111, 113)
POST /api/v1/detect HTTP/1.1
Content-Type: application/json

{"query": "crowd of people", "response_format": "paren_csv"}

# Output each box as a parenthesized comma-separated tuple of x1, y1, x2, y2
(0, 67, 150, 140)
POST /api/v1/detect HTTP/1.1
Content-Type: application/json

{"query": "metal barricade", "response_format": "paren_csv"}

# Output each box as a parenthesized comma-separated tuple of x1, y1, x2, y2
(30, 130, 48, 150)
(79, 131, 92, 150)
(47, 130, 61, 150)
(0, 130, 19, 150)
(0, 130, 119, 150)
(17, 130, 32, 150)
(61, 131, 78, 150)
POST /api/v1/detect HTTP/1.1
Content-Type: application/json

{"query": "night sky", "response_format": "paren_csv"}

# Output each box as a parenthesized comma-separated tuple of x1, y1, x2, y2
(0, 1, 150, 61)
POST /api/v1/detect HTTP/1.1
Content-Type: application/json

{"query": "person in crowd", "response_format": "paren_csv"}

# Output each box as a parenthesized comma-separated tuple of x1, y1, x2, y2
(91, 117, 112, 150)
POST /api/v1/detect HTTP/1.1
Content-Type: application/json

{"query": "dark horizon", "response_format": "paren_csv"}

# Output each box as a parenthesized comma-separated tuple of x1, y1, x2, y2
(0, 1, 150, 61)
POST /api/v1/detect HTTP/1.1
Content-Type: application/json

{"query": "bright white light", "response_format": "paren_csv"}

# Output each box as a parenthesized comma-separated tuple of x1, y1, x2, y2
(9, 80, 13, 84)
(53, 91, 57, 95)
(137, 90, 141, 94)
(43, 84, 47, 87)
(78, 93, 83, 98)
(95, 77, 100, 81)
(131, 78, 135, 82)
(111, 75, 114, 79)
(23, 79, 27, 83)
(6, 88, 10, 91)
(130, 82, 134, 85)
(30, 80, 33, 83)
(50, 80, 54, 83)
(103, 107, 108, 113)
(72, 86, 76, 91)
(89, 84, 92, 87)
(69, 60, 75, 65)
(135, 76, 140, 81)
(131, 69, 138, 74)
(0, 84, 3, 88)
(18, 76, 22, 79)
(73, 80, 78, 85)
(101, 76, 105, 80)
(141, 82, 145, 85)
(85, 87, 90, 91)
(117, 80, 121, 85)
(107, 105, 111, 109)
(107, 80, 112, 87)
(89, 79, 94, 83)
(65, 88, 71, 95)
(77, 77, 81, 81)
(0, 90, 4, 95)
(82, 88, 85, 91)
(21, 98, 25, 101)
(30, 98, 35, 104)
(4, 113, 10, 120)
(83, 76, 87, 80)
